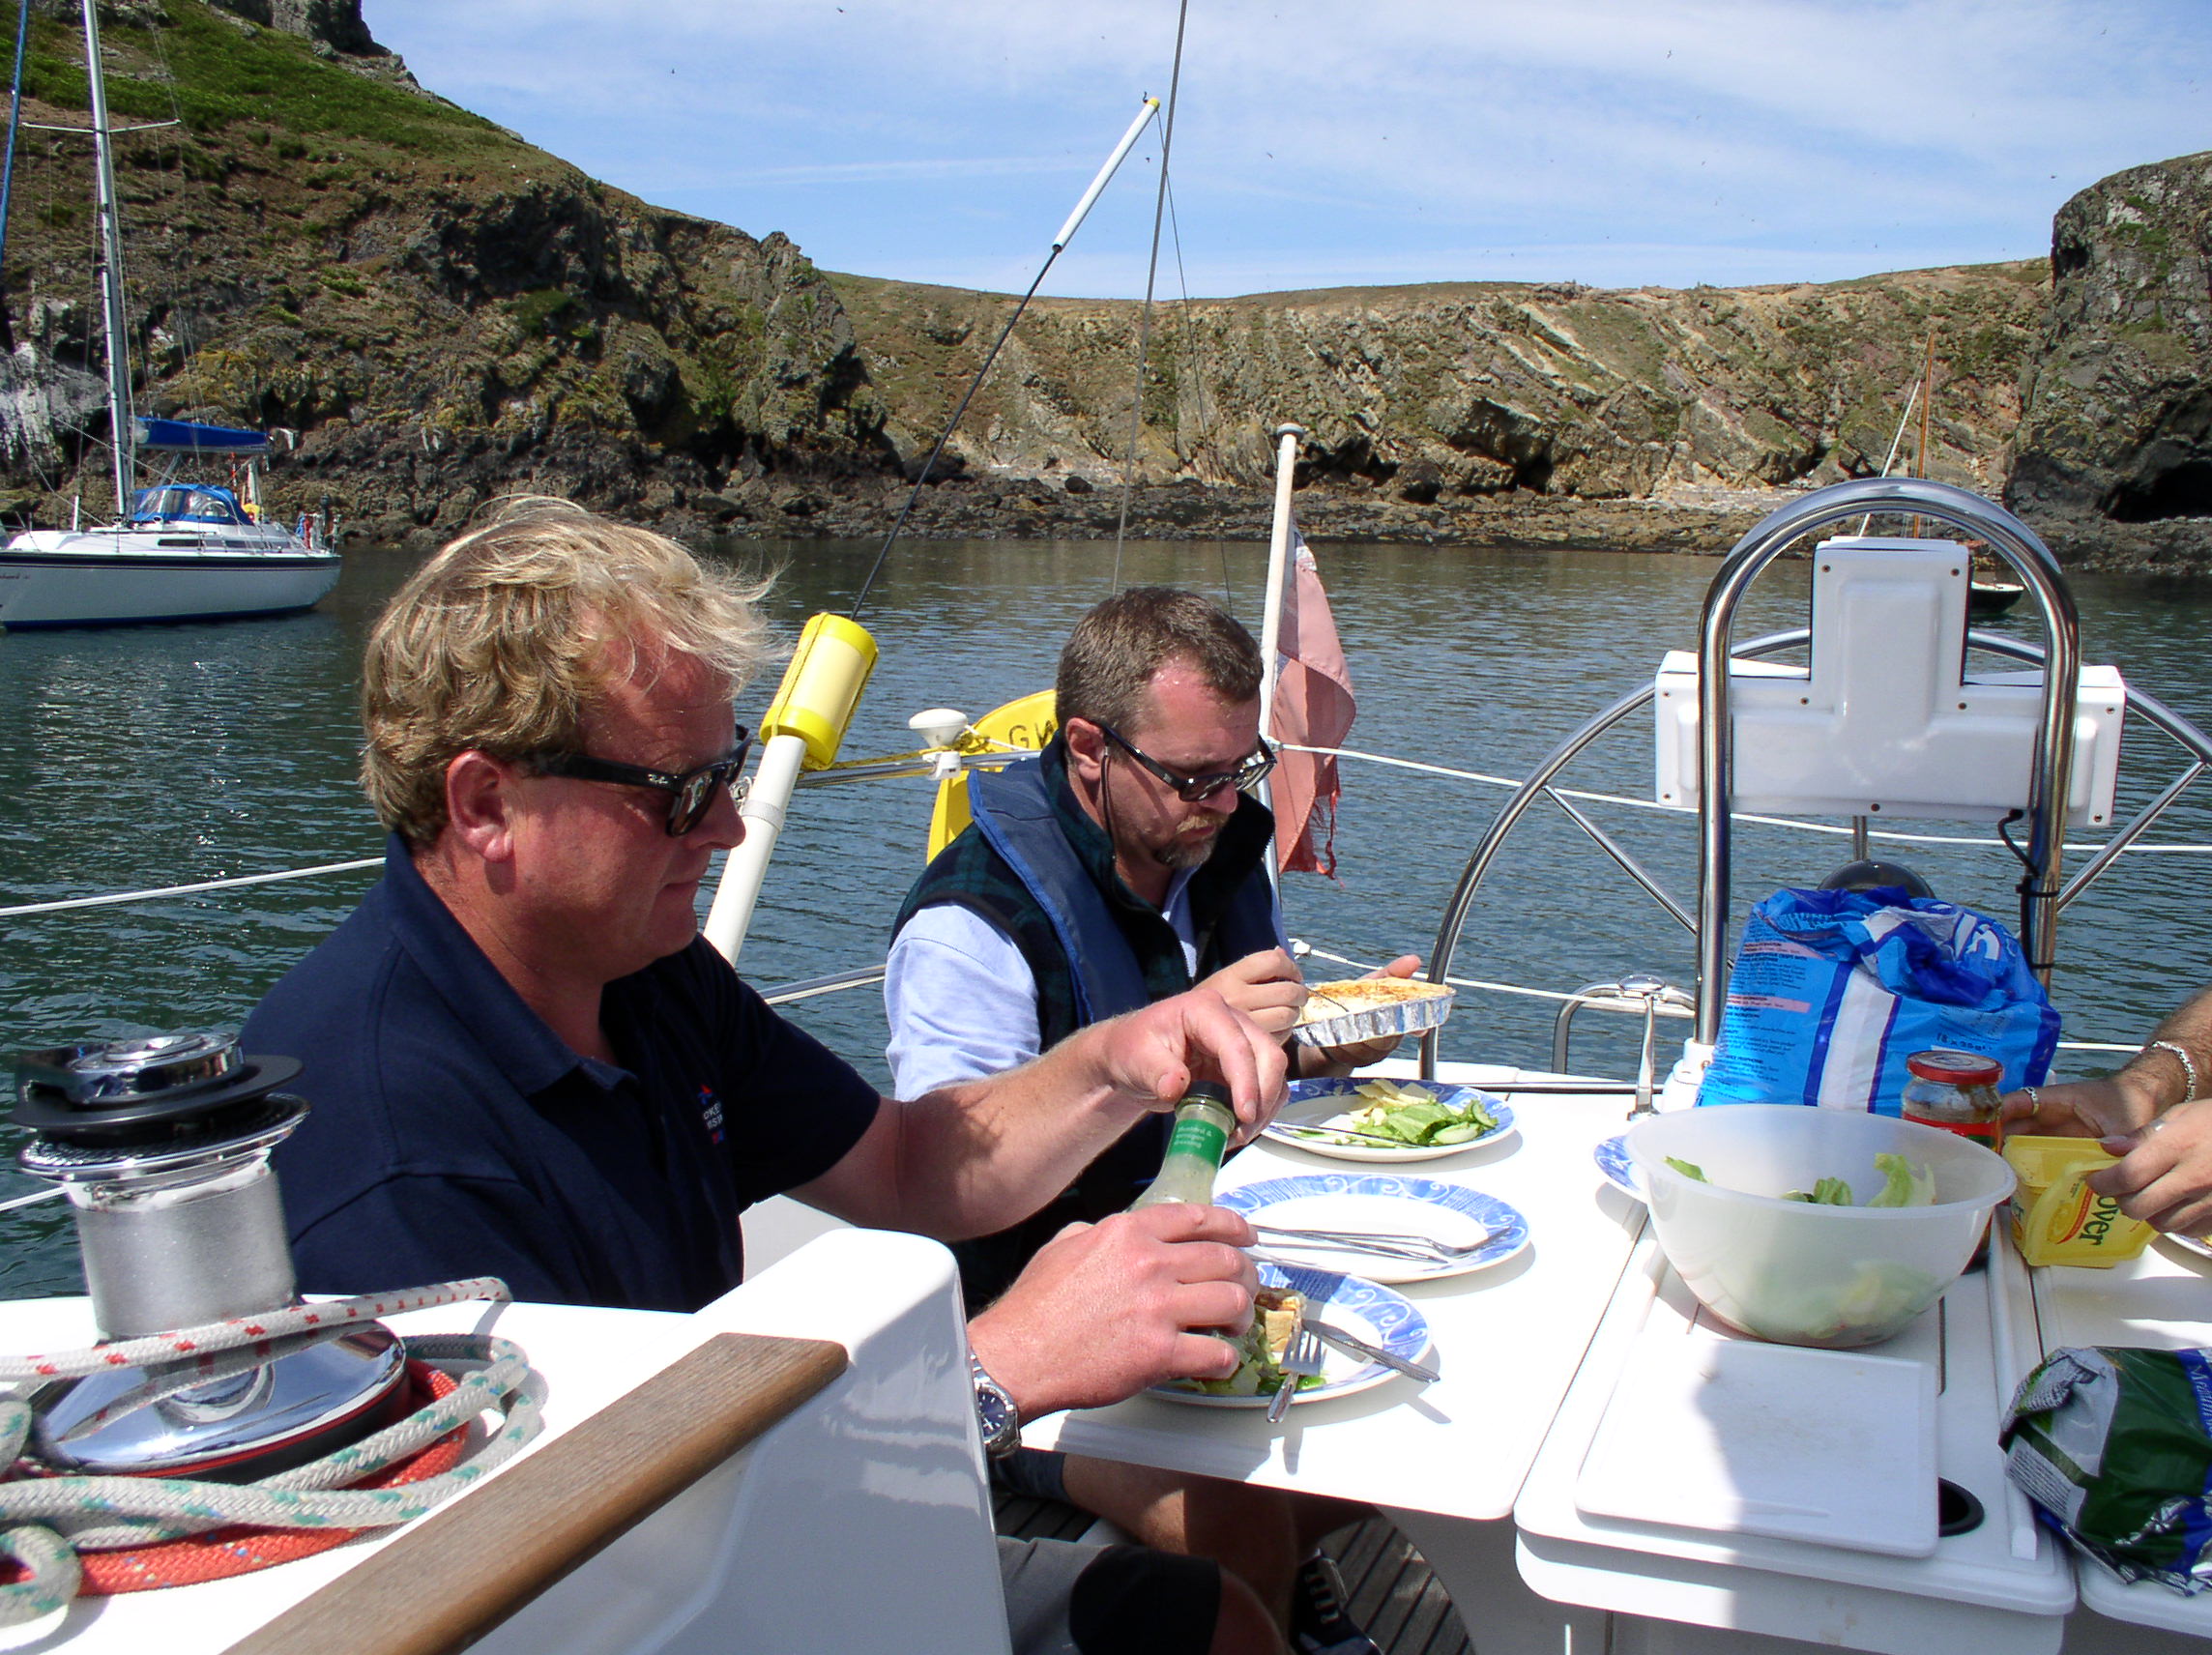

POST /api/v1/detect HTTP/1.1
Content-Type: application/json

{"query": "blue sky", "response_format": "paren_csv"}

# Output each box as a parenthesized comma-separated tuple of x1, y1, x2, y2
(362, 1, 2209, 300)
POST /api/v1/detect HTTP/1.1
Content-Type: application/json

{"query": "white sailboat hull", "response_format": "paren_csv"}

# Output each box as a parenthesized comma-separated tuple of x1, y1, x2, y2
(0, 527, 342, 627)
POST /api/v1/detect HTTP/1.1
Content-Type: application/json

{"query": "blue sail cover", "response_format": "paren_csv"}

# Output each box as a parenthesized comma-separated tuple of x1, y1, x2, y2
(131, 416, 270, 454)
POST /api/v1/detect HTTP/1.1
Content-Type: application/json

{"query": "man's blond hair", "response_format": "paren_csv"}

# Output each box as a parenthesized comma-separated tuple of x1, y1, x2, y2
(363, 499, 771, 846)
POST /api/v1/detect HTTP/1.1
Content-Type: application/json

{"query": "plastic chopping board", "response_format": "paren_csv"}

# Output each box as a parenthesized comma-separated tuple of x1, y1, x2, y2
(1574, 1332, 1938, 1557)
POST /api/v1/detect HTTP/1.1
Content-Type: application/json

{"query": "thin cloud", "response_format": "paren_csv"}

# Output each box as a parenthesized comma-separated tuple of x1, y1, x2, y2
(363, 0, 2212, 297)
(645, 157, 1088, 190)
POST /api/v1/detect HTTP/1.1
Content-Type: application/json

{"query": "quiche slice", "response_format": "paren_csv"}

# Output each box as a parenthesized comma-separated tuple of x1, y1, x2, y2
(1253, 1286, 1302, 1366)
(1295, 977, 1453, 1023)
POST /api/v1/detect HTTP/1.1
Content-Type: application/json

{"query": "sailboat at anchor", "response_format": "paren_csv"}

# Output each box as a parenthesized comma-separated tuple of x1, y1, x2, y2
(0, 1, 339, 630)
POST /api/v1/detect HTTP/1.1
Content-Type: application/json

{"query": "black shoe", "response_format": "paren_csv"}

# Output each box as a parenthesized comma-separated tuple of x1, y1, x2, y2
(1291, 1551, 1382, 1655)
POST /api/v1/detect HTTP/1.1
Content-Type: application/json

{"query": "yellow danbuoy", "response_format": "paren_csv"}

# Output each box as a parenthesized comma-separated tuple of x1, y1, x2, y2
(760, 612, 880, 769)
(705, 612, 880, 962)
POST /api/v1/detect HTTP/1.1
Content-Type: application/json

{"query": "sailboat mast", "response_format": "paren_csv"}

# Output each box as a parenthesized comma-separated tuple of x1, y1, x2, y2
(80, 0, 134, 520)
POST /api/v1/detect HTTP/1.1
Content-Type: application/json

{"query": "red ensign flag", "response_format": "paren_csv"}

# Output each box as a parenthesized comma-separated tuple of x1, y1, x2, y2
(1268, 525, 1355, 875)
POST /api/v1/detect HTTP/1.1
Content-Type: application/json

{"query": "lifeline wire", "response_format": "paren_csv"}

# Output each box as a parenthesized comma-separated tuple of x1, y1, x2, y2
(14, 749, 2212, 922)
(0, 0, 30, 348)
(1111, 0, 1193, 588)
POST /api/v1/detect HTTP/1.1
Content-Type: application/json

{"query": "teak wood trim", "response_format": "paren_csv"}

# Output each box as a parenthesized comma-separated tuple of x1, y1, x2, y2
(225, 1330, 850, 1655)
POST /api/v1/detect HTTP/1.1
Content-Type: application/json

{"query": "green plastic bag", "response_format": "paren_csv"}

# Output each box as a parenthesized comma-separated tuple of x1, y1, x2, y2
(2001, 1346, 2212, 1593)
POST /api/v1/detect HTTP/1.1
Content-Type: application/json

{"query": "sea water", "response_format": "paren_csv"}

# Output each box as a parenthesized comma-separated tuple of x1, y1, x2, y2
(2, 533, 2209, 1294)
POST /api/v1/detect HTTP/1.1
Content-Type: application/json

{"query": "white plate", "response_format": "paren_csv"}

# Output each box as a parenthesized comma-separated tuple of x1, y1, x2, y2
(1262, 1079, 1516, 1164)
(1594, 1133, 1644, 1201)
(2160, 1232, 2212, 1264)
(1216, 1173, 1531, 1284)
(1150, 1262, 1432, 1408)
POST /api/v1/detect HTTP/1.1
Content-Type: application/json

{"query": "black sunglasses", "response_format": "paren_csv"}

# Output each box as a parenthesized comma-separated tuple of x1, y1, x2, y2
(1093, 721, 1276, 802)
(527, 726, 754, 836)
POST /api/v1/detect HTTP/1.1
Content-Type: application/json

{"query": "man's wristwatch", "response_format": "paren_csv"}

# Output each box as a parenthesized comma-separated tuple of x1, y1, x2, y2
(970, 1352, 1022, 1459)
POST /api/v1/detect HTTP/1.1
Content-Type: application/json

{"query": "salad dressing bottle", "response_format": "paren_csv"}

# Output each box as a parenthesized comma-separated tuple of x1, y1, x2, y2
(1129, 1082, 1237, 1208)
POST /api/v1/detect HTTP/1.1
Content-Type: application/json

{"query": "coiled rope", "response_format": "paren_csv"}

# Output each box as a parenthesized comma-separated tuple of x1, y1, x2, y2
(0, 1278, 543, 1626)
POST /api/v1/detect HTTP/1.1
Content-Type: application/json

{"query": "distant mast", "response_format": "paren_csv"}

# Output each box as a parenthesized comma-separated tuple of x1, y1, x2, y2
(80, 0, 135, 519)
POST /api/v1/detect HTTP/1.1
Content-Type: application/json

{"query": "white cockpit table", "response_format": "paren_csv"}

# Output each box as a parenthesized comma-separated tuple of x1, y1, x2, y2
(1026, 1063, 1645, 1648)
(1028, 1065, 1641, 1516)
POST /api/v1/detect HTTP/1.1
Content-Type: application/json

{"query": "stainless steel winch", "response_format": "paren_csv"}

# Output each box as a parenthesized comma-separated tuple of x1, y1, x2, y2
(12, 1031, 409, 1479)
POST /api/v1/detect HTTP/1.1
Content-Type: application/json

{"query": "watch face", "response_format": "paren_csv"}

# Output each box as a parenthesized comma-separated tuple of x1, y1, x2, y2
(972, 1365, 1018, 1454)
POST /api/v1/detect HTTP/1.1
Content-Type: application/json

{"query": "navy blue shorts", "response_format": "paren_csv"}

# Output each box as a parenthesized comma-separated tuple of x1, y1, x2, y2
(993, 1443, 1072, 1504)
(998, 1535, 1219, 1655)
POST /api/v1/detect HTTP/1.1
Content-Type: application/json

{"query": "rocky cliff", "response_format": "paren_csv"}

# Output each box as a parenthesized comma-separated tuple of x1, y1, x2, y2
(2005, 150, 2212, 567)
(825, 263, 2046, 552)
(0, 0, 893, 545)
(0, 2, 2201, 566)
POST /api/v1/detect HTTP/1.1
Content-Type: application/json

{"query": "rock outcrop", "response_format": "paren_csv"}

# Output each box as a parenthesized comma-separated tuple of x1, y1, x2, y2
(830, 264, 2044, 546)
(2007, 151, 2212, 567)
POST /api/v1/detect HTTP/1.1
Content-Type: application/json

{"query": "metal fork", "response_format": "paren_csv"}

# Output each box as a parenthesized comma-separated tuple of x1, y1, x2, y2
(1251, 1223, 1489, 1263)
(1268, 1325, 1326, 1422)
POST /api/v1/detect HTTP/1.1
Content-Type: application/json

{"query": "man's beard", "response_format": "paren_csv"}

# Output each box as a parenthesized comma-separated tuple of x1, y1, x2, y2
(1155, 828, 1219, 870)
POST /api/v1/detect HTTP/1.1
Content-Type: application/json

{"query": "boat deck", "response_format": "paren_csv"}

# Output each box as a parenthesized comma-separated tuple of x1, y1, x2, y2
(995, 1494, 1473, 1653)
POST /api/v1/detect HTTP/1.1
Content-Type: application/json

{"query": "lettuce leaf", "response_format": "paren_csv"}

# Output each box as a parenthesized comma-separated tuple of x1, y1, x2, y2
(1867, 1152, 1936, 1208)
(1785, 1176, 1856, 1205)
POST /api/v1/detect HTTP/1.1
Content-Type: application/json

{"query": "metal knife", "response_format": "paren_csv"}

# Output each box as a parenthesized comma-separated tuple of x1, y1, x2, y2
(1303, 1317, 1440, 1383)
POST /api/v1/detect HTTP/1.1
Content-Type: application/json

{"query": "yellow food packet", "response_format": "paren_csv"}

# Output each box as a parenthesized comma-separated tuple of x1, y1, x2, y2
(2003, 1136, 2156, 1267)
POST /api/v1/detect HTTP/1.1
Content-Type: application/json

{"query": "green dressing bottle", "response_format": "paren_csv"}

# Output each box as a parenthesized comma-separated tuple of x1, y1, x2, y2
(1129, 1081, 1237, 1209)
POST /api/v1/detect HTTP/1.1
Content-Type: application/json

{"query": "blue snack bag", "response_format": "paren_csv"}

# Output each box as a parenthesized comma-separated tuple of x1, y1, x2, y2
(1700, 887, 2058, 1113)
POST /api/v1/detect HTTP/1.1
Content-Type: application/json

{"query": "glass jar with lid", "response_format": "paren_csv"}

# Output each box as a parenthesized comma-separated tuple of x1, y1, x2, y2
(1901, 1048, 2004, 1149)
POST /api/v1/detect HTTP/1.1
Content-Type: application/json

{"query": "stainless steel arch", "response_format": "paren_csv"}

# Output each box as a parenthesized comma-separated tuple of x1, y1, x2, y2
(1691, 479, 2078, 1045)
(1420, 477, 2129, 1074)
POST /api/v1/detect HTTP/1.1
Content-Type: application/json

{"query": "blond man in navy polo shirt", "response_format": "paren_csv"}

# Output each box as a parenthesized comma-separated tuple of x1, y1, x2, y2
(247, 500, 1293, 1655)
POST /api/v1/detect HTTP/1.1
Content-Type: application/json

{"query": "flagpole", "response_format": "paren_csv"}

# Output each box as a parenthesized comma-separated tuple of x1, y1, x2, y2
(1258, 422, 1304, 889)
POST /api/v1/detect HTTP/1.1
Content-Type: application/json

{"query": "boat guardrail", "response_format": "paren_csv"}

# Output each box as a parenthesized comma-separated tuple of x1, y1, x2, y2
(3, 738, 2182, 1060)
(15, 744, 2210, 929)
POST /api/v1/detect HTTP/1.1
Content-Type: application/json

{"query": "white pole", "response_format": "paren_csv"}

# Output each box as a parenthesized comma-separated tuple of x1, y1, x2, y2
(1257, 422, 1304, 885)
(1856, 380, 1922, 536)
(1257, 422, 1304, 741)
(703, 731, 809, 965)
(80, 0, 134, 520)
(1054, 97, 1159, 251)
(1877, 379, 1920, 479)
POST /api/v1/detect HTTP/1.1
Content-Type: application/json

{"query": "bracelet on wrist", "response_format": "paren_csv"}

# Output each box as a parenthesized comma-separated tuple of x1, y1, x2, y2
(2142, 1038, 2201, 1107)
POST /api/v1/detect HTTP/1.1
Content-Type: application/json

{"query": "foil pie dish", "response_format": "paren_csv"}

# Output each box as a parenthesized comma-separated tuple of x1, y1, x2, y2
(1291, 981, 1456, 1048)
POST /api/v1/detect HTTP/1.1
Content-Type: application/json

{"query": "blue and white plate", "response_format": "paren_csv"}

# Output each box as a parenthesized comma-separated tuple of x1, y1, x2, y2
(1594, 1133, 1644, 1201)
(1150, 1262, 1432, 1409)
(2162, 1233, 2212, 1265)
(1263, 1078, 1516, 1163)
(1215, 1171, 1531, 1284)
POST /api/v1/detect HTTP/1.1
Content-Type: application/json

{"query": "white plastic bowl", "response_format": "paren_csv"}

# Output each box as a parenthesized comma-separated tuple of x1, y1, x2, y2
(1625, 1105, 2017, 1349)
